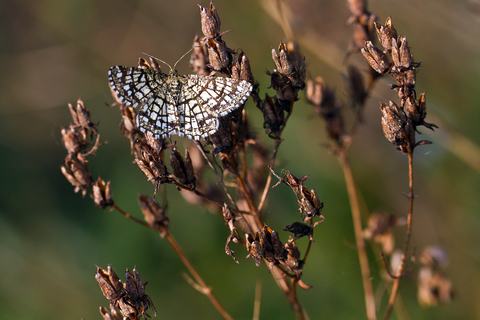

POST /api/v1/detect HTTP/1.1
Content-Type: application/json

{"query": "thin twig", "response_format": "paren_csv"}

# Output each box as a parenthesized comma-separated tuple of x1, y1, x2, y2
(383, 148, 415, 320)
(165, 232, 234, 320)
(339, 149, 377, 320)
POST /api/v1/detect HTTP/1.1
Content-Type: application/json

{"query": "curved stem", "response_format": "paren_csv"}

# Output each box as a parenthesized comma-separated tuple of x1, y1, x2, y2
(112, 203, 233, 320)
(165, 232, 234, 320)
(339, 150, 377, 320)
(383, 148, 414, 320)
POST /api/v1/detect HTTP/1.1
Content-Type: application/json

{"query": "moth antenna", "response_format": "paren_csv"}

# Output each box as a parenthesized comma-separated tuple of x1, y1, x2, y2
(173, 47, 195, 70)
(140, 52, 173, 71)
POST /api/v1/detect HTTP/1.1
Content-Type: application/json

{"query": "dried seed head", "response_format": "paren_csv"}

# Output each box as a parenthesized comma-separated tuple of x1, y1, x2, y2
(391, 37, 413, 70)
(198, 2, 221, 39)
(96, 266, 157, 319)
(138, 195, 169, 236)
(271, 41, 306, 89)
(285, 238, 302, 273)
(190, 35, 210, 76)
(361, 41, 391, 74)
(96, 265, 124, 303)
(346, 65, 367, 111)
(299, 186, 324, 222)
(69, 99, 95, 130)
(232, 51, 252, 82)
(99, 304, 122, 320)
(245, 233, 265, 266)
(62, 154, 93, 196)
(122, 106, 137, 133)
(380, 100, 411, 152)
(170, 149, 187, 184)
(206, 38, 231, 72)
(92, 178, 114, 209)
(306, 77, 324, 106)
(418, 267, 454, 306)
(61, 127, 82, 154)
(374, 17, 397, 52)
(363, 212, 396, 254)
(352, 22, 370, 52)
(264, 225, 285, 260)
(283, 222, 311, 242)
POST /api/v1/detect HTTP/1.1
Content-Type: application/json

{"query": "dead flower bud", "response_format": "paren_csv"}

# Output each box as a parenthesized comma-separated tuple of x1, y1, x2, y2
(198, 2, 221, 39)
(135, 150, 168, 185)
(404, 93, 438, 130)
(284, 222, 312, 242)
(420, 246, 449, 269)
(96, 265, 124, 304)
(99, 304, 122, 320)
(380, 100, 413, 152)
(299, 187, 324, 222)
(272, 41, 306, 89)
(61, 126, 82, 154)
(346, 65, 367, 111)
(139, 195, 169, 236)
(190, 35, 210, 76)
(374, 16, 397, 52)
(361, 41, 391, 74)
(363, 212, 396, 255)
(285, 238, 303, 273)
(96, 266, 156, 319)
(124, 268, 156, 318)
(121, 106, 137, 133)
(246, 232, 265, 266)
(62, 154, 93, 196)
(69, 99, 95, 131)
(206, 38, 230, 72)
(262, 225, 286, 261)
(418, 267, 454, 306)
(232, 51, 252, 82)
(170, 148, 196, 187)
(306, 77, 324, 106)
(391, 36, 413, 71)
(92, 178, 114, 209)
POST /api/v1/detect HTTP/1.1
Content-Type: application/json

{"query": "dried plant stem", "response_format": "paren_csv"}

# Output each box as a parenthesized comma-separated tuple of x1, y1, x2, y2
(253, 280, 262, 320)
(383, 149, 414, 320)
(112, 203, 233, 320)
(339, 150, 376, 320)
(112, 204, 152, 229)
(164, 232, 234, 320)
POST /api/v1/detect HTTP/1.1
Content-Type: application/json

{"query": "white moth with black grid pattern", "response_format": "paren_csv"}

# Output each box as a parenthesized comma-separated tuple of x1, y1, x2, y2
(108, 62, 253, 140)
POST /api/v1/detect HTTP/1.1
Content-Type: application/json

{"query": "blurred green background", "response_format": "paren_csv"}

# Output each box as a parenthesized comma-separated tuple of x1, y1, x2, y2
(1, 0, 480, 319)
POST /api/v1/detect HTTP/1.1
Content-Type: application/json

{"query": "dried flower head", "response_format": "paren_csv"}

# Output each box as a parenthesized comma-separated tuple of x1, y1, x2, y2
(380, 100, 413, 152)
(198, 2, 221, 39)
(418, 267, 454, 307)
(363, 212, 397, 254)
(96, 266, 156, 320)
(245, 232, 265, 267)
(138, 195, 169, 236)
(361, 41, 391, 74)
(93, 178, 114, 209)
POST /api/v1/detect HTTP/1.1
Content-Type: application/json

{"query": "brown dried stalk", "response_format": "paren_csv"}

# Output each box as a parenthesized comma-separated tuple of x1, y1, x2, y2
(361, 16, 436, 320)
(305, 1, 380, 318)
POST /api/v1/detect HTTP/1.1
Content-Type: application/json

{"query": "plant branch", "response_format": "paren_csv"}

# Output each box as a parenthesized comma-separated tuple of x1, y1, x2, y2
(383, 148, 415, 320)
(339, 149, 377, 320)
